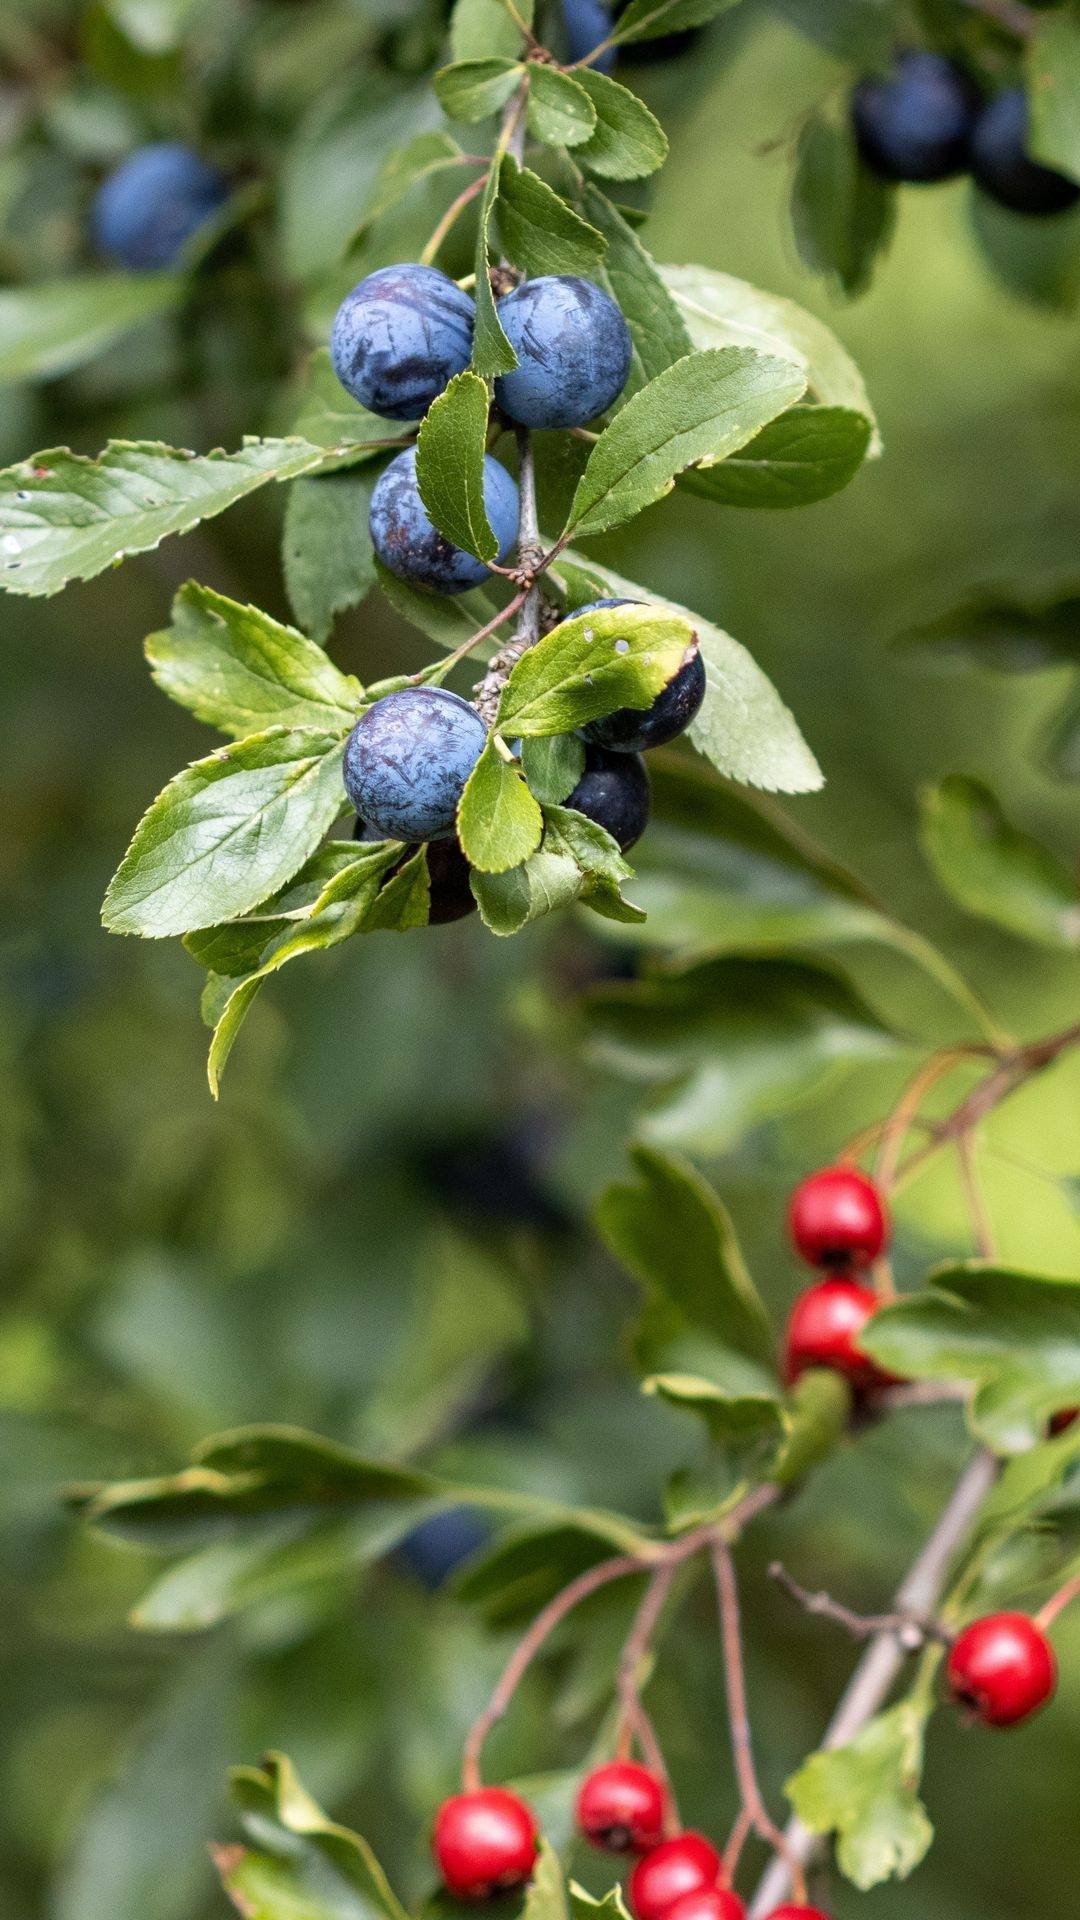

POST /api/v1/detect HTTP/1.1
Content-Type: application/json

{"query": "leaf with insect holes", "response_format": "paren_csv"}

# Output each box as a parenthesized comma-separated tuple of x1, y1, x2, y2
(786, 1702, 934, 1891)
(434, 57, 523, 123)
(496, 158, 607, 278)
(526, 67, 597, 147)
(919, 776, 1080, 949)
(416, 371, 497, 562)
(573, 69, 668, 181)
(497, 602, 695, 737)
(472, 161, 518, 378)
(146, 583, 363, 737)
(565, 348, 806, 538)
(458, 736, 544, 873)
(103, 728, 349, 940)
(0, 438, 342, 599)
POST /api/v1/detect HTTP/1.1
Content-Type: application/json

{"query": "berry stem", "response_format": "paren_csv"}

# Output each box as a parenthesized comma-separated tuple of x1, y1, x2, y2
(747, 1447, 999, 1918)
(615, 1563, 680, 1829)
(1036, 1568, 1080, 1632)
(711, 1540, 808, 1904)
(955, 1129, 996, 1260)
(420, 175, 487, 267)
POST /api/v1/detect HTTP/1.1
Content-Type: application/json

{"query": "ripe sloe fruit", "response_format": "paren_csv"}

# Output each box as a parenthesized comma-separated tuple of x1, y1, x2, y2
(331, 264, 476, 419)
(494, 276, 632, 428)
(852, 52, 981, 184)
(370, 447, 519, 593)
(566, 741, 650, 852)
(561, 0, 616, 71)
(91, 144, 228, 270)
(344, 687, 487, 842)
(970, 89, 1080, 216)
(398, 1507, 489, 1587)
(567, 599, 706, 751)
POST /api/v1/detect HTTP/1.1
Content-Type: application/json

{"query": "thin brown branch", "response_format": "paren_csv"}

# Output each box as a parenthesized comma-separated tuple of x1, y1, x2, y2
(769, 1562, 952, 1649)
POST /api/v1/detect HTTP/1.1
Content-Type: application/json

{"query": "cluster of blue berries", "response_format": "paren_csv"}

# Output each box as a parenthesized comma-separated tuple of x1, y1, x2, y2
(852, 53, 1080, 217)
(91, 143, 228, 270)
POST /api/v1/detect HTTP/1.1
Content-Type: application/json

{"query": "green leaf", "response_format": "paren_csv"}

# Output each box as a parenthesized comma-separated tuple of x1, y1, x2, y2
(774, 1368, 852, 1486)
(374, 560, 502, 655)
(290, 349, 405, 459)
(357, 129, 468, 233)
(497, 602, 695, 736)
(363, 847, 432, 931)
(586, 957, 898, 1154)
(1028, 14, 1080, 182)
(458, 736, 544, 872)
(416, 371, 498, 562)
(919, 776, 1080, 949)
(573, 69, 668, 181)
(283, 469, 380, 643)
(520, 733, 586, 804)
(679, 405, 872, 508)
(786, 1703, 934, 1891)
(0, 271, 184, 385)
(0, 438, 337, 599)
(555, 555, 822, 793)
(229, 1754, 409, 1920)
(434, 57, 523, 123)
(472, 158, 518, 378)
(522, 1842, 569, 1920)
(526, 67, 597, 147)
(580, 187, 693, 394)
(451, 0, 529, 61)
(597, 1144, 775, 1371)
(968, 188, 1080, 314)
(496, 157, 607, 277)
(862, 1264, 1080, 1454)
(791, 109, 896, 298)
(184, 842, 365, 976)
(661, 261, 878, 442)
(471, 800, 641, 933)
(565, 348, 807, 537)
(102, 727, 347, 939)
(612, 0, 741, 42)
(145, 583, 362, 737)
(645, 1373, 784, 1463)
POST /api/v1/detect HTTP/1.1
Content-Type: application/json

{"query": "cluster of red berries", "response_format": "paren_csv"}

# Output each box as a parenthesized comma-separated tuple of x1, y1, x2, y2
(783, 1165, 892, 1391)
(432, 1765, 832, 1917)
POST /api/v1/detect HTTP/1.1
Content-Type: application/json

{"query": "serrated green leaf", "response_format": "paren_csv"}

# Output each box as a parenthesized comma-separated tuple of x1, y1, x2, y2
(458, 736, 544, 873)
(184, 842, 365, 976)
(565, 348, 806, 537)
(357, 129, 468, 235)
(862, 1264, 1080, 1454)
(792, 109, 896, 299)
(451, 0, 529, 61)
(374, 559, 503, 654)
(1028, 14, 1080, 182)
(473, 158, 519, 378)
(579, 187, 693, 394)
(470, 798, 639, 931)
(679, 405, 872, 508)
(573, 69, 668, 181)
(497, 602, 694, 735)
(611, 0, 741, 42)
(597, 1145, 775, 1374)
(363, 847, 432, 931)
(786, 1703, 934, 1891)
(416, 371, 497, 562)
(526, 66, 597, 147)
(146, 583, 362, 737)
(496, 156, 607, 276)
(434, 57, 523, 123)
(520, 733, 586, 804)
(919, 776, 1080, 949)
(290, 349, 406, 458)
(0, 271, 184, 385)
(0, 438, 340, 599)
(283, 469, 380, 642)
(103, 728, 348, 939)
(555, 554, 822, 793)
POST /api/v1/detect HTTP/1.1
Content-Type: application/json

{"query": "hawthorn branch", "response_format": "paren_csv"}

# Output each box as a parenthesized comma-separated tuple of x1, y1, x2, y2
(747, 1447, 999, 1918)
(768, 1562, 953, 1649)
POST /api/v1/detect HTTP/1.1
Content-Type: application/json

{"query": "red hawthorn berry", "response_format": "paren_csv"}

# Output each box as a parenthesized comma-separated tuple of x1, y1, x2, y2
(432, 1788, 539, 1897)
(576, 1761, 666, 1853)
(764, 1908, 833, 1919)
(629, 1833, 723, 1920)
(783, 1276, 892, 1391)
(788, 1166, 888, 1269)
(664, 1888, 746, 1920)
(947, 1613, 1057, 1728)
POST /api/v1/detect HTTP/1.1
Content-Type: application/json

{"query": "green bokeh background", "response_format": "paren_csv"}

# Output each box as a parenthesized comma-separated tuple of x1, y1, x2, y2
(3, 4, 1080, 1919)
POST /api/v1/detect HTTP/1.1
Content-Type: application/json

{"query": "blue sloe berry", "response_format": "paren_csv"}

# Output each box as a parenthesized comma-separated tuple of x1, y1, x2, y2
(494, 276, 632, 429)
(566, 598, 707, 751)
(353, 817, 477, 923)
(561, 0, 616, 72)
(370, 447, 519, 594)
(971, 89, 1080, 216)
(851, 52, 982, 184)
(91, 144, 228, 270)
(565, 741, 650, 852)
(330, 264, 475, 420)
(398, 1508, 490, 1588)
(344, 687, 487, 842)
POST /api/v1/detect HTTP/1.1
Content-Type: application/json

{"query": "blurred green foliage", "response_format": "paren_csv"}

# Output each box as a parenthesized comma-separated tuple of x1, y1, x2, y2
(3, 3, 1080, 1920)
